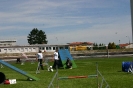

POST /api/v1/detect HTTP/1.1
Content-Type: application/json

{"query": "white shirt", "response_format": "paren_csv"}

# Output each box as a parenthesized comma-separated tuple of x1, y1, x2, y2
(37, 53, 43, 59)
(54, 52, 59, 60)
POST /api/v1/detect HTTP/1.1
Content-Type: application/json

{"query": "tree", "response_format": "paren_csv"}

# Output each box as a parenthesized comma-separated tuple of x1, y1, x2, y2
(108, 42, 112, 49)
(112, 42, 116, 49)
(27, 28, 48, 45)
(93, 43, 98, 50)
(108, 42, 116, 49)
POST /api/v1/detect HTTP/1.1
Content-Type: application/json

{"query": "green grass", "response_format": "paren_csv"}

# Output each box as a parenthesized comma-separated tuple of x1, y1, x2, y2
(1, 57, 133, 88)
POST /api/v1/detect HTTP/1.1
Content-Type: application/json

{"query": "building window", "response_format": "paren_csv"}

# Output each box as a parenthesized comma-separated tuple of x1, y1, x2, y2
(17, 48, 20, 50)
(21, 48, 24, 52)
(29, 48, 32, 50)
(59, 47, 63, 49)
(25, 48, 28, 51)
(65, 46, 68, 49)
(49, 47, 51, 50)
(8, 49, 12, 52)
(53, 47, 55, 50)
(56, 47, 58, 50)
(4, 49, 7, 52)
(46, 47, 48, 50)
(42, 47, 45, 50)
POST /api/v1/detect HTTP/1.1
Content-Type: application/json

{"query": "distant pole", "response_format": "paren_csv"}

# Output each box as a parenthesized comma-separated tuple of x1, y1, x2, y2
(105, 45, 109, 58)
(130, 0, 133, 44)
(126, 36, 130, 44)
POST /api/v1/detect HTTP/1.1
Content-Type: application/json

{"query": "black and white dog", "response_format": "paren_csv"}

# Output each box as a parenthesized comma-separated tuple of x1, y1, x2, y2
(48, 66, 53, 72)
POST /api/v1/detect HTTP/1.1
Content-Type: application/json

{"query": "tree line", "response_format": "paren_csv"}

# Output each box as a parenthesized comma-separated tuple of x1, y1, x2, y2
(93, 42, 120, 50)
(27, 28, 120, 49)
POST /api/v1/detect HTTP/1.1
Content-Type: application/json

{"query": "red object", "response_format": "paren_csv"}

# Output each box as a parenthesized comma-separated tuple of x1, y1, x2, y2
(68, 76, 88, 79)
(4, 79, 10, 84)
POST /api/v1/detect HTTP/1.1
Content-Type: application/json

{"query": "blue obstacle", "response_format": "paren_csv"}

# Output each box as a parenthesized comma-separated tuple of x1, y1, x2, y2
(122, 61, 133, 72)
(58, 49, 77, 68)
(0, 60, 39, 81)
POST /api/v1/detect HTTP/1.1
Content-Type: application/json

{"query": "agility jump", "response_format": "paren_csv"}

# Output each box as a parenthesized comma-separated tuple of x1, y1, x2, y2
(48, 63, 110, 88)
(58, 75, 97, 80)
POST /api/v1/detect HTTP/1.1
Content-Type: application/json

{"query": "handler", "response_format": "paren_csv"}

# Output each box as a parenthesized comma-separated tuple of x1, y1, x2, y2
(36, 50, 44, 70)
(52, 49, 59, 69)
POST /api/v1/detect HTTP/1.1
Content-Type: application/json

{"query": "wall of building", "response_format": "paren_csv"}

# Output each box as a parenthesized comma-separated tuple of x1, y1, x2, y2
(0, 40, 17, 46)
(0, 44, 69, 54)
(125, 44, 133, 48)
(0, 46, 39, 53)
(38, 45, 69, 52)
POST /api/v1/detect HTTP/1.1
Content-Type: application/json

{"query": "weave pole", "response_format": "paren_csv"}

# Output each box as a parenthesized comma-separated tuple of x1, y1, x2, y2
(48, 65, 59, 88)
(48, 71, 58, 88)
(96, 62, 99, 88)
(36, 62, 40, 74)
(1, 64, 4, 68)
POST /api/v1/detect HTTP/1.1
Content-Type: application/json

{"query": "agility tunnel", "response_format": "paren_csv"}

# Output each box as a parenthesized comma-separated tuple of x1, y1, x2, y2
(0, 60, 39, 81)
(122, 61, 133, 72)
(58, 49, 77, 68)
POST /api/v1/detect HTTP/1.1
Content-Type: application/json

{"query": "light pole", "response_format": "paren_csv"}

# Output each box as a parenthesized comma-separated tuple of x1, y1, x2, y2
(126, 36, 130, 44)
(105, 45, 109, 58)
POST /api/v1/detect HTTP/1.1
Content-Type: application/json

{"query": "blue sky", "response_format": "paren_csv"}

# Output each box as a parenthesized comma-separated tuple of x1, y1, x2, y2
(0, 0, 132, 45)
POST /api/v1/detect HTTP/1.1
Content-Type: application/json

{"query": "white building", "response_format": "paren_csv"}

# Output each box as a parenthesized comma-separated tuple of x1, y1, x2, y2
(38, 44, 69, 52)
(125, 44, 133, 48)
(0, 40, 17, 46)
(0, 45, 39, 53)
(0, 44, 69, 54)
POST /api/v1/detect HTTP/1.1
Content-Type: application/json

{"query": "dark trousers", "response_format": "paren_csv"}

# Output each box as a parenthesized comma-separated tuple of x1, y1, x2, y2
(38, 59, 44, 70)
(16, 58, 21, 63)
(52, 60, 59, 69)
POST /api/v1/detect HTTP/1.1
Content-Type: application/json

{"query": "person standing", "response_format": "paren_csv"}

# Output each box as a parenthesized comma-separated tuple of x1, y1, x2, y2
(36, 50, 44, 70)
(52, 49, 59, 69)
(21, 53, 28, 65)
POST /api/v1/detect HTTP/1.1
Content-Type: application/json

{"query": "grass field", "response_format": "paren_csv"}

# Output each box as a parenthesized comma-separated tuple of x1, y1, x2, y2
(0, 57, 133, 88)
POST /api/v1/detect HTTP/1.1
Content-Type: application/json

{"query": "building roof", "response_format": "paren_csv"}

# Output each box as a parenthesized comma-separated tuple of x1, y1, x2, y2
(68, 42, 93, 46)
(0, 40, 17, 42)
(119, 43, 129, 47)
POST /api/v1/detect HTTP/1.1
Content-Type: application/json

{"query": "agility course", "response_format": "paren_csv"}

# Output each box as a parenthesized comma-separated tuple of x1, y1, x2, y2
(1, 57, 133, 87)
(0, 60, 39, 81)
(48, 63, 110, 88)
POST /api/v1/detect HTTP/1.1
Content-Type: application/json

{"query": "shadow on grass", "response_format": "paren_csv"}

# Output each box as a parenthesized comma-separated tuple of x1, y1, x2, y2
(117, 70, 123, 72)
(17, 78, 36, 81)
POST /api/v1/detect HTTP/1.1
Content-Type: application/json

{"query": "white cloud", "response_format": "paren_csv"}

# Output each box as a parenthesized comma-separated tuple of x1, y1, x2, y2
(0, 0, 131, 45)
